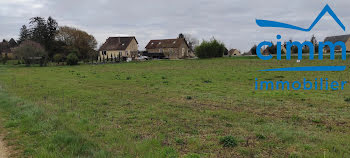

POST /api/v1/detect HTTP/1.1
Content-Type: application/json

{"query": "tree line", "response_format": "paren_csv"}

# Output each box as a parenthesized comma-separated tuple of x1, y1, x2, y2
(0, 16, 98, 66)
(249, 35, 319, 55)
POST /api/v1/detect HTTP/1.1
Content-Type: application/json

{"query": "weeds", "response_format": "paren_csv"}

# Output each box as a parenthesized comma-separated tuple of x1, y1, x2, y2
(219, 136, 238, 148)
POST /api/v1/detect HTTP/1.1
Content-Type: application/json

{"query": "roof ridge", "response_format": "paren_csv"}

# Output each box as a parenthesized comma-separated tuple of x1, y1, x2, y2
(149, 38, 178, 41)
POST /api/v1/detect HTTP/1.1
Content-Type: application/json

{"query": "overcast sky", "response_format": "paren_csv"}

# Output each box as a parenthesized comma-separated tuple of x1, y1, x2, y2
(0, 0, 349, 51)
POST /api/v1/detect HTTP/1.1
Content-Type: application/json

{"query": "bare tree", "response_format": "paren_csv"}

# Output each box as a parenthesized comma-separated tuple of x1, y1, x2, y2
(181, 33, 199, 51)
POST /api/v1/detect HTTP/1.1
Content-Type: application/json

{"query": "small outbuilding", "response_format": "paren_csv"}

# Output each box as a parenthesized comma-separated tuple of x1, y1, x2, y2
(228, 49, 241, 56)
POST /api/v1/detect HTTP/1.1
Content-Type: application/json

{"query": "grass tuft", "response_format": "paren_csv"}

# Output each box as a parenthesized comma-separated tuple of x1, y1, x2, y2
(219, 136, 238, 148)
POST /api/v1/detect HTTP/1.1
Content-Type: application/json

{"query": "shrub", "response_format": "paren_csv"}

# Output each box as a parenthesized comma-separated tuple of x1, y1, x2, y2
(67, 53, 79, 65)
(219, 136, 238, 147)
(13, 40, 48, 66)
(345, 98, 350, 103)
(195, 38, 226, 58)
(53, 54, 65, 64)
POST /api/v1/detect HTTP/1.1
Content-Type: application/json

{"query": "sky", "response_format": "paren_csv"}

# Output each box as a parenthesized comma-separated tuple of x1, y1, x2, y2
(0, 0, 349, 51)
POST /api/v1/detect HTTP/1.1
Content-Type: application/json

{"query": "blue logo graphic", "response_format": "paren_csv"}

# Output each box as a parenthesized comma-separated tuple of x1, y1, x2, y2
(260, 66, 346, 72)
(256, 4, 347, 72)
(256, 4, 345, 32)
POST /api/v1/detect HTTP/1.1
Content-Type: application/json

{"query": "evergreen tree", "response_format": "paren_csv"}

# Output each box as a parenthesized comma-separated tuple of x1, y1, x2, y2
(28, 16, 58, 59)
(311, 35, 319, 53)
(18, 25, 30, 44)
(250, 45, 257, 55)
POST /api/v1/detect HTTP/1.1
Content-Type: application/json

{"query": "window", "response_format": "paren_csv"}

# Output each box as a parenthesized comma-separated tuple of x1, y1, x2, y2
(182, 48, 185, 56)
(102, 51, 107, 55)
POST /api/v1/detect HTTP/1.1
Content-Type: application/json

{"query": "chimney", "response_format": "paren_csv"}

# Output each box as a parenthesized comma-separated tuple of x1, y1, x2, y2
(178, 33, 184, 39)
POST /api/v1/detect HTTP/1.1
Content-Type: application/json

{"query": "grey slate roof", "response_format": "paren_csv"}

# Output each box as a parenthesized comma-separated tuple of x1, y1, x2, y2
(324, 34, 350, 50)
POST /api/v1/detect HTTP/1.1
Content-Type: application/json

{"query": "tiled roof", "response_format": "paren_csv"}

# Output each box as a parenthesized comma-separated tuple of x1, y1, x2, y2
(99, 37, 137, 51)
(145, 38, 188, 49)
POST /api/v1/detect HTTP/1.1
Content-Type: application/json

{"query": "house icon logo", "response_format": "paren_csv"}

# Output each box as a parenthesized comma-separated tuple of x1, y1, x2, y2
(256, 4, 345, 32)
(254, 4, 348, 72)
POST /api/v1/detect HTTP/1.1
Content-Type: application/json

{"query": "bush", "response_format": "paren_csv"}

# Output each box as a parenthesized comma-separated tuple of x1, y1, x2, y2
(219, 136, 238, 147)
(195, 38, 226, 58)
(67, 53, 79, 65)
(53, 54, 65, 64)
(345, 98, 350, 103)
(13, 40, 48, 66)
(250, 45, 257, 55)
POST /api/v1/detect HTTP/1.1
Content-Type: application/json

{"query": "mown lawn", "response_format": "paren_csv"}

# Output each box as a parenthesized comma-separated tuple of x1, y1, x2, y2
(0, 57, 350, 157)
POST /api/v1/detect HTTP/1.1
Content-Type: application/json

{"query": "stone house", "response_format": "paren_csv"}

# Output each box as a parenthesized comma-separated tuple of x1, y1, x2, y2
(98, 37, 138, 61)
(1, 49, 15, 59)
(145, 37, 190, 59)
(228, 49, 241, 56)
(324, 34, 350, 52)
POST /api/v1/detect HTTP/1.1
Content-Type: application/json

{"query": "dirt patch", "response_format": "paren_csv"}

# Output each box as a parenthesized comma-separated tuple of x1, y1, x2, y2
(0, 135, 8, 158)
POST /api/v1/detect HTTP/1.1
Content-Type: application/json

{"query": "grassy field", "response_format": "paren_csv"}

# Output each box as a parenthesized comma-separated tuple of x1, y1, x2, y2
(0, 57, 350, 157)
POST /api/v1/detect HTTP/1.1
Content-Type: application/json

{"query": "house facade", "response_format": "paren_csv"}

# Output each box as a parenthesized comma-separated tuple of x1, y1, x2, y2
(324, 34, 350, 52)
(145, 37, 190, 59)
(0, 42, 15, 59)
(98, 37, 138, 61)
(228, 49, 241, 56)
(1, 49, 15, 59)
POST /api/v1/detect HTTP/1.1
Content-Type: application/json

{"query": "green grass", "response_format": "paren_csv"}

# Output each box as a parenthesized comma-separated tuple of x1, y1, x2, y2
(0, 57, 350, 157)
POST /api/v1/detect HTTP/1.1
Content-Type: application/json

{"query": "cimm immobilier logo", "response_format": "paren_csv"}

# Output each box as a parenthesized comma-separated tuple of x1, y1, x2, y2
(254, 4, 348, 91)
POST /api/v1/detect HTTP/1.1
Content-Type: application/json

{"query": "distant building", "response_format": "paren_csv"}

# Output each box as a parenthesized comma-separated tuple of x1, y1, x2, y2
(228, 49, 241, 56)
(0, 42, 15, 59)
(1, 49, 15, 59)
(98, 37, 138, 61)
(145, 37, 190, 59)
(324, 34, 350, 52)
